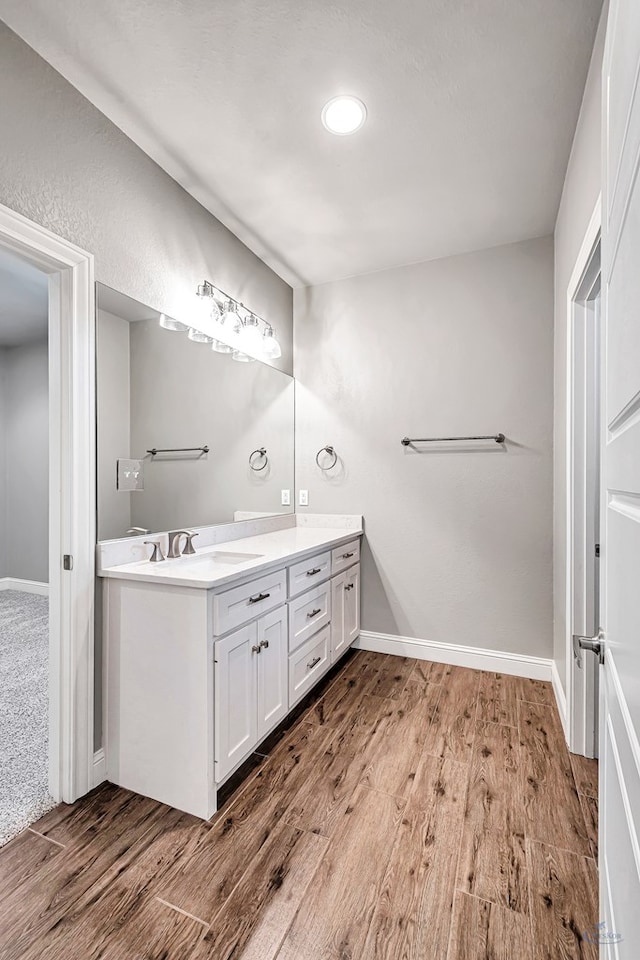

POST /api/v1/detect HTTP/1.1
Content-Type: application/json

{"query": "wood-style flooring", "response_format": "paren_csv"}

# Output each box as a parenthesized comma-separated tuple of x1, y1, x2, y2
(0, 650, 599, 959)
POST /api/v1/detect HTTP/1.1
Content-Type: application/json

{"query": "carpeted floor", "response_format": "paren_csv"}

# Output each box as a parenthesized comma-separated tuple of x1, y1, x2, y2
(0, 590, 55, 846)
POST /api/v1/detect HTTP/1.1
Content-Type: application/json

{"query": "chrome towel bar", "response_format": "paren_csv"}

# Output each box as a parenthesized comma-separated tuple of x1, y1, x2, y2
(401, 433, 505, 446)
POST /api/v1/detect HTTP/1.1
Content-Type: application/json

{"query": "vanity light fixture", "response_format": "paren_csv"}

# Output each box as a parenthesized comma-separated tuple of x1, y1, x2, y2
(261, 325, 282, 360)
(190, 280, 283, 363)
(159, 313, 189, 332)
(187, 327, 214, 343)
(321, 95, 367, 135)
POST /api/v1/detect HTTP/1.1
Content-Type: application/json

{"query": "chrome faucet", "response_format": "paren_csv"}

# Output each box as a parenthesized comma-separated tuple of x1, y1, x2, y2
(167, 530, 199, 558)
(144, 540, 166, 562)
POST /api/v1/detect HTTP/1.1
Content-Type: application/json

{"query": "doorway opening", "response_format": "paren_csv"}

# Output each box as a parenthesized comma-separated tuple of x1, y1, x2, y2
(0, 247, 52, 843)
(568, 233, 601, 759)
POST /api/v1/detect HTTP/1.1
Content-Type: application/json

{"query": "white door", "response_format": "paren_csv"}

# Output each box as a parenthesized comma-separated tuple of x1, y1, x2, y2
(214, 623, 258, 782)
(345, 563, 361, 646)
(598, 1, 640, 949)
(256, 606, 288, 739)
(331, 570, 348, 662)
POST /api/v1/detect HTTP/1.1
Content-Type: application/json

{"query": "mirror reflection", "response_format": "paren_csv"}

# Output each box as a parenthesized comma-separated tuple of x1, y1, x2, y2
(96, 283, 294, 541)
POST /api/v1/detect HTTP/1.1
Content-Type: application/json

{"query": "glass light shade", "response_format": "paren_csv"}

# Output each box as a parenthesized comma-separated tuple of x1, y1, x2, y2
(232, 350, 255, 362)
(159, 314, 188, 332)
(187, 327, 213, 343)
(321, 96, 367, 135)
(211, 338, 233, 354)
(238, 315, 264, 357)
(261, 327, 282, 359)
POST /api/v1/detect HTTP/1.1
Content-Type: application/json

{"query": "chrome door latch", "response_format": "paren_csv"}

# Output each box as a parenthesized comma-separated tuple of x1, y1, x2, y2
(572, 629, 605, 667)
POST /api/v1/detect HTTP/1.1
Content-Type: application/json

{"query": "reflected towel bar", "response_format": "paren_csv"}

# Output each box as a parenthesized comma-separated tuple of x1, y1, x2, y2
(147, 445, 209, 456)
(401, 434, 505, 446)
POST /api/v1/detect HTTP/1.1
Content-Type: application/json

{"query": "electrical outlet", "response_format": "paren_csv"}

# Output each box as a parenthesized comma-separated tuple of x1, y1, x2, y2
(299, 489, 309, 506)
(117, 458, 144, 491)
(281, 489, 291, 506)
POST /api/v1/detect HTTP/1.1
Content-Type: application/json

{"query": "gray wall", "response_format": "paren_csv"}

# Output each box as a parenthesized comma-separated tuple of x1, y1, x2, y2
(553, 6, 607, 692)
(0, 22, 293, 375)
(0, 351, 5, 576)
(294, 236, 554, 658)
(1, 338, 49, 582)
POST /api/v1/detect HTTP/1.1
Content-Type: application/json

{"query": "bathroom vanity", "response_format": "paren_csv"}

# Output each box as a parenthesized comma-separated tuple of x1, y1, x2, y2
(98, 514, 362, 819)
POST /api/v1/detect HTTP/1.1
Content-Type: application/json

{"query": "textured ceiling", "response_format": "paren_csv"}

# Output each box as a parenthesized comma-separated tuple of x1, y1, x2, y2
(0, 0, 602, 286)
(0, 247, 48, 347)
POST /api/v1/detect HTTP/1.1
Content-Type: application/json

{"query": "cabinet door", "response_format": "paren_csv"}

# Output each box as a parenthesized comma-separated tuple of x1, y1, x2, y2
(331, 570, 348, 663)
(257, 606, 288, 740)
(345, 563, 361, 645)
(215, 622, 258, 782)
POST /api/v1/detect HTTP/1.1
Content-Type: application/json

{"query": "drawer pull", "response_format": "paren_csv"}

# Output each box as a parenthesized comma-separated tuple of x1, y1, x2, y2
(306, 567, 322, 576)
(251, 644, 261, 654)
(307, 656, 322, 671)
(341, 551, 355, 559)
(248, 592, 271, 604)
(259, 639, 269, 650)
(307, 607, 322, 619)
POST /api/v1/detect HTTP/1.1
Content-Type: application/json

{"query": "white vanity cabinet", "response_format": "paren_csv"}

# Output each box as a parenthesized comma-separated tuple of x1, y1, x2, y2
(215, 606, 288, 781)
(102, 522, 362, 820)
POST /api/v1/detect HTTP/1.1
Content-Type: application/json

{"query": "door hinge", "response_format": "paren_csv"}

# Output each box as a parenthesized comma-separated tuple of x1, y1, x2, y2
(595, 543, 600, 558)
(63, 554, 74, 571)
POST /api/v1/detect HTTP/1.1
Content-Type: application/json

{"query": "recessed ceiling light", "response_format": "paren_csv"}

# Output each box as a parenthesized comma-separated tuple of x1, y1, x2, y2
(321, 96, 367, 135)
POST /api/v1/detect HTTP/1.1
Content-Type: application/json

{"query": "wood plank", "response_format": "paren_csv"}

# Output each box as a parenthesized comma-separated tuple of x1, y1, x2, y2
(93, 898, 208, 960)
(282, 742, 367, 837)
(569, 754, 598, 799)
(360, 679, 441, 798)
(0, 792, 168, 960)
(447, 891, 533, 960)
(477, 672, 519, 727)
(456, 720, 528, 912)
(189, 824, 327, 960)
(326, 692, 390, 758)
(513, 677, 554, 705)
(362, 755, 468, 959)
(367, 655, 416, 699)
(157, 721, 330, 922)
(276, 785, 405, 960)
(579, 794, 598, 861)
(527, 840, 598, 960)
(28, 782, 132, 847)
(411, 658, 455, 686)
(518, 701, 591, 857)
(0, 830, 62, 899)
(422, 665, 480, 763)
(305, 653, 386, 726)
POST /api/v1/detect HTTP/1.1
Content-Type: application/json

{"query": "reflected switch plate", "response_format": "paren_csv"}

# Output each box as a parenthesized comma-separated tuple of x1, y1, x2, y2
(117, 458, 144, 491)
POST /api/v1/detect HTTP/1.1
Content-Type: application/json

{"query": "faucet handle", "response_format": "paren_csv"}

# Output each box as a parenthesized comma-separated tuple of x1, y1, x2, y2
(182, 531, 199, 555)
(144, 540, 166, 563)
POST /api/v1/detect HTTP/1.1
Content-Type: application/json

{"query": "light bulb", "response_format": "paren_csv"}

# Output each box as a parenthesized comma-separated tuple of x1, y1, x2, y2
(232, 350, 255, 362)
(187, 327, 213, 343)
(159, 314, 188, 332)
(261, 326, 282, 359)
(321, 96, 367, 135)
(211, 339, 233, 354)
(239, 315, 264, 358)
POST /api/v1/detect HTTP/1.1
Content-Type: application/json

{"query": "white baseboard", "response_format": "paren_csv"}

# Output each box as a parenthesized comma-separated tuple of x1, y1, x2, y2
(551, 659, 568, 738)
(0, 577, 49, 596)
(92, 748, 107, 788)
(355, 630, 553, 681)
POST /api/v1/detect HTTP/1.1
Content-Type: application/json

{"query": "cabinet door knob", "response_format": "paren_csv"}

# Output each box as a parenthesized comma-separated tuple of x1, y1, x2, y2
(251, 644, 261, 654)
(307, 607, 322, 619)
(345, 583, 353, 591)
(259, 639, 269, 649)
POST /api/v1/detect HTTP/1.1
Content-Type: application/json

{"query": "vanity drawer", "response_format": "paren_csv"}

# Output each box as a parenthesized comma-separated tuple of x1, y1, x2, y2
(289, 625, 330, 707)
(331, 539, 360, 574)
(288, 580, 331, 653)
(213, 568, 287, 636)
(288, 550, 331, 598)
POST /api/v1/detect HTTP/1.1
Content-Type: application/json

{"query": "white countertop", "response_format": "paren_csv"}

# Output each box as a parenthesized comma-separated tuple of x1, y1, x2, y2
(98, 524, 362, 590)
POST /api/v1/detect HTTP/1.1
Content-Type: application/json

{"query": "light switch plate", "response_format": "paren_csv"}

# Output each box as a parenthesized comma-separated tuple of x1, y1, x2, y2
(299, 489, 309, 506)
(117, 458, 144, 491)
(281, 489, 291, 506)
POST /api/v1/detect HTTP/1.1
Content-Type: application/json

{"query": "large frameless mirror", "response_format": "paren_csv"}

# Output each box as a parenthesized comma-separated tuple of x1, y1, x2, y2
(95, 283, 294, 541)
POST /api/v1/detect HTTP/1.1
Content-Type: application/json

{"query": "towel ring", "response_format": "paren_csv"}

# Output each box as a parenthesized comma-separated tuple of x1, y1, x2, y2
(249, 447, 268, 471)
(316, 445, 338, 470)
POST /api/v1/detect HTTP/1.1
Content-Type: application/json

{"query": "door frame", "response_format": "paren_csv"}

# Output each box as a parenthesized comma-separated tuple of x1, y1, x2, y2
(0, 202, 96, 804)
(565, 195, 602, 755)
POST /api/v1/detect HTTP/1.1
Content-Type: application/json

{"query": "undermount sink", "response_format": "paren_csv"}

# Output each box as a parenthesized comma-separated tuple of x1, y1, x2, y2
(189, 550, 265, 565)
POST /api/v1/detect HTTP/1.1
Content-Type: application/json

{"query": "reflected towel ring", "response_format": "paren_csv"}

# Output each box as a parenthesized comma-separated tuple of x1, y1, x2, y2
(316, 445, 338, 470)
(249, 447, 268, 471)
